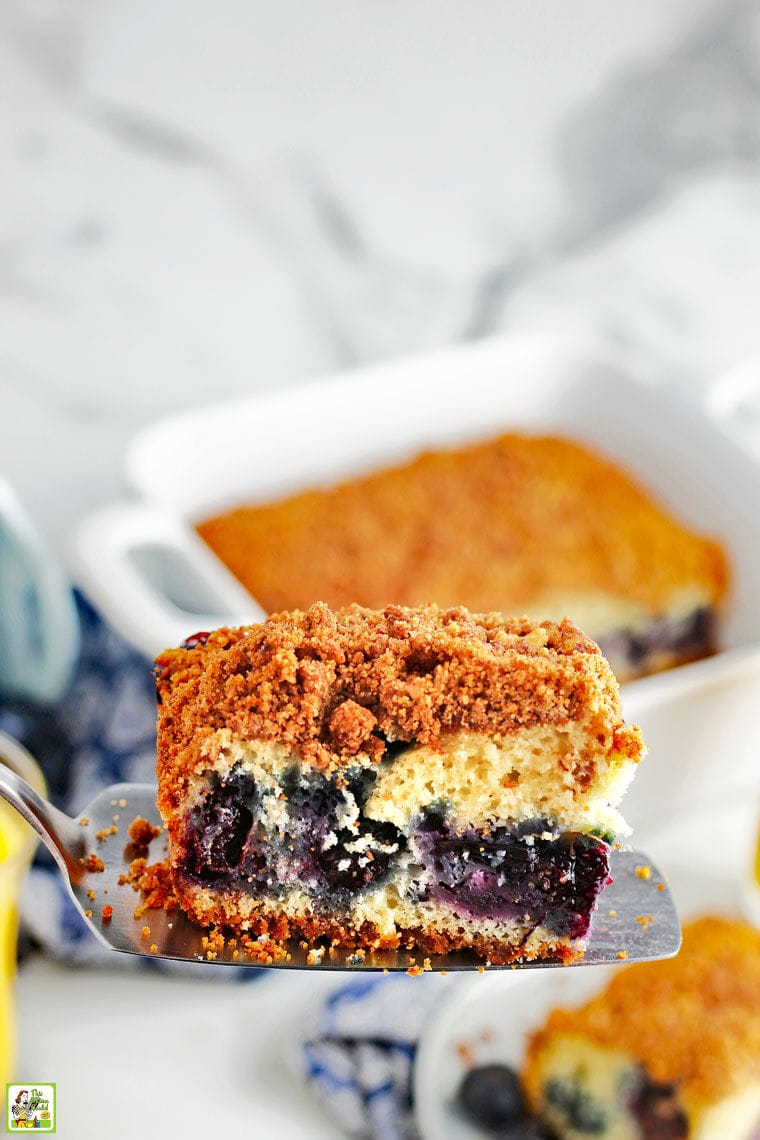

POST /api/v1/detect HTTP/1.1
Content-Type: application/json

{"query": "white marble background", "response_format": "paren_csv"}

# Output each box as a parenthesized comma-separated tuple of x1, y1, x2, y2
(5, 0, 760, 562)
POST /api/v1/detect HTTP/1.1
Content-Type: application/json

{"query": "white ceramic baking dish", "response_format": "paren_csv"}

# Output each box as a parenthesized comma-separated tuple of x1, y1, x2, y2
(70, 334, 760, 836)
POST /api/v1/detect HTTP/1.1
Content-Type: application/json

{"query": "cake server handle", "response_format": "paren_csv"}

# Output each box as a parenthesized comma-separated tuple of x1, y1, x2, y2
(0, 736, 87, 884)
(69, 501, 264, 659)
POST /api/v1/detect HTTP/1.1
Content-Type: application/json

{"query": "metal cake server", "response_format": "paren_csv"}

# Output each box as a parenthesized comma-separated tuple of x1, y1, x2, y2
(0, 742, 681, 972)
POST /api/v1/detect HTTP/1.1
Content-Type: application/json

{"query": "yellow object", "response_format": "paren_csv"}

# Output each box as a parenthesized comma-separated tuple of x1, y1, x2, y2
(0, 749, 45, 1091)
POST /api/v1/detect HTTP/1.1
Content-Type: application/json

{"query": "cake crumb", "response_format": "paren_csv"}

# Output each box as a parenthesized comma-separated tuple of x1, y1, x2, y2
(79, 817, 90, 827)
(120, 856, 178, 914)
(101, 905, 113, 924)
(617, 950, 628, 960)
(80, 853, 105, 873)
(119, 798, 127, 808)
(608, 909, 617, 918)
(636, 914, 655, 931)
(141, 926, 150, 940)
(307, 946, 326, 966)
(635, 864, 652, 880)
(128, 816, 161, 850)
(96, 825, 118, 843)
(87, 889, 95, 901)
(84, 909, 92, 918)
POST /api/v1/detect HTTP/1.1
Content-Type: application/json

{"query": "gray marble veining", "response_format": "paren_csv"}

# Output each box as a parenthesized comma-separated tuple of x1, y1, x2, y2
(2, 0, 760, 556)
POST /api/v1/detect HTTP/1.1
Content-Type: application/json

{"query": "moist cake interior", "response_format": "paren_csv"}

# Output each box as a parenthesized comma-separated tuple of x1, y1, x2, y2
(174, 746, 613, 961)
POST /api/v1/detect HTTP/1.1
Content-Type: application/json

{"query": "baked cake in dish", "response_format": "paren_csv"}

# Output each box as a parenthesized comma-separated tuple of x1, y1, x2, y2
(523, 916, 760, 1139)
(196, 433, 729, 684)
(154, 602, 644, 965)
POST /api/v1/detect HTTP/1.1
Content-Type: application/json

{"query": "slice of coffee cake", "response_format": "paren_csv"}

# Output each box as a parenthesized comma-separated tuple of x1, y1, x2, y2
(154, 603, 644, 964)
(523, 917, 760, 1139)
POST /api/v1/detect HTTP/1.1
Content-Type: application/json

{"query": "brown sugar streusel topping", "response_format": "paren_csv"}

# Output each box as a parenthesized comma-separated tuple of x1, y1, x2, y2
(195, 433, 729, 616)
(155, 603, 642, 799)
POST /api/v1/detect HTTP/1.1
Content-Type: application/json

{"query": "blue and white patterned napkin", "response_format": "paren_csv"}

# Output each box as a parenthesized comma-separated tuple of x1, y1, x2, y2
(303, 973, 443, 1140)
(0, 591, 256, 979)
(0, 591, 157, 964)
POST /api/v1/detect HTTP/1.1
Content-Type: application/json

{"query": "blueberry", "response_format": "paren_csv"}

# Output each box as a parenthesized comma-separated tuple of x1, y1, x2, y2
(187, 771, 258, 876)
(545, 1079, 606, 1134)
(458, 1064, 525, 1128)
(180, 631, 210, 649)
(415, 819, 609, 935)
(629, 1075, 688, 1139)
(316, 821, 402, 892)
(190, 793, 252, 873)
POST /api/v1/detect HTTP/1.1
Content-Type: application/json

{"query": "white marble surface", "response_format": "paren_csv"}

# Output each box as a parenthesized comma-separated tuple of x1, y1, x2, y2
(6, 0, 760, 558)
(4, 2, 760, 1137)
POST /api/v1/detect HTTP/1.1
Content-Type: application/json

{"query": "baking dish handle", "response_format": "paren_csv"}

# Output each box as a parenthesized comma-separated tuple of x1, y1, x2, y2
(69, 502, 265, 660)
(703, 364, 760, 458)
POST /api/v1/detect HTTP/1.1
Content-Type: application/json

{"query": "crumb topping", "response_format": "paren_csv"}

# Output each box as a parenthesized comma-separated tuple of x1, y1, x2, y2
(155, 602, 642, 798)
(195, 432, 729, 616)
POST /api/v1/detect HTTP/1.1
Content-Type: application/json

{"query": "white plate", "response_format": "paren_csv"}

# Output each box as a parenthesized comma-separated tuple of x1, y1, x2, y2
(413, 793, 760, 1140)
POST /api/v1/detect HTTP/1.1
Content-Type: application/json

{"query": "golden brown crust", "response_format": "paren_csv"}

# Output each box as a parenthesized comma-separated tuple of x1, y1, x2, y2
(155, 602, 641, 820)
(525, 917, 760, 1107)
(170, 874, 580, 966)
(196, 433, 729, 616)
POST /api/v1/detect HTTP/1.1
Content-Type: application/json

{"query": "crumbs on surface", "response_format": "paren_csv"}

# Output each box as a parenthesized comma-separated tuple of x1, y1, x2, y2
(96, 825, 118, 843)
(80, 853, 105, 873)
(119, 856, 177, 917)
(101, 905, 113, 923)
(406, 956, 433, 977)
(635, 864, 652, 880)
(128, 816, 161, 849)
(119, 855, 292, 964)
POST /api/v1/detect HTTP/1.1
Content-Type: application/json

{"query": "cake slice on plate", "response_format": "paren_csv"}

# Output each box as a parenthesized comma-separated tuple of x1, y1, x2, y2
(523, 916, 760, 1138)
(154, 602, 644, 965)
